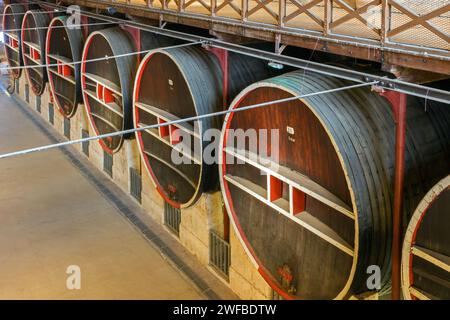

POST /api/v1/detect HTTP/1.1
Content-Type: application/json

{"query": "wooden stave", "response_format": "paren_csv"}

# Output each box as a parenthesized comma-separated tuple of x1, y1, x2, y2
(402, 97, 450, 228)
(265, 73, 389, 298)
(219, 70, 450, 299)
(2, 4, 26, 79)
(21, 10, 50, 96)
(401, 176, 450, 300)
(46, 15, 84, 119)
(134, 46, 276, 208)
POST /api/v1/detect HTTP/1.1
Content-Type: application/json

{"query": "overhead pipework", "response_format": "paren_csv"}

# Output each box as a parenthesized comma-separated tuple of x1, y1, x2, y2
(21, 9, 50, 96)
(2, 3, 26, 79)
(219, 71, 450, 300)
(37, 0, 450, 105)
(401, 175, 450, 300)
(45, 15, 84, 118)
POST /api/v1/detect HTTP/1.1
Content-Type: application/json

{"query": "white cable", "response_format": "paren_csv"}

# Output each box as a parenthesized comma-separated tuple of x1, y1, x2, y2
(1, 21, 118, 33)
(0, 41, 203, 71)
(0, 81, 378, 160)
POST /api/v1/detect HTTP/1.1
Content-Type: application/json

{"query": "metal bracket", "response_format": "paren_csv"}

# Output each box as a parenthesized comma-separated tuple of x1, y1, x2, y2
(275, 34, 287, 55)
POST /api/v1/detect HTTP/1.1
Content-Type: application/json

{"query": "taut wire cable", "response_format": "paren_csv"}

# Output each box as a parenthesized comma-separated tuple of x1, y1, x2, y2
(0, 81, 379, 160)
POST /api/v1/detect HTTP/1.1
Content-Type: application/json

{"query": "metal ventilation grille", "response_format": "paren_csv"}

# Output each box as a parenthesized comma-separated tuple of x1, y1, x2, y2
(48, 102, 53, 124)
(35, 95, 41, 112)
(15, 79, 19, 95)
(164, 202, 181, 237)
(24, 84, 29, 103)
(103, 150, 113, 177)
(129, 167, 142, 203)
(209, 230, 230, 280)
(81, 129, 89, 156)
(63, 118, 71, 139)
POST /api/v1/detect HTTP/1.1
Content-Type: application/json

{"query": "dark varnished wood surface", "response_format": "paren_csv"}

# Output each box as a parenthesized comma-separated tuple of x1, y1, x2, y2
(137, 49, 204, 204)
(226, 83, 354, 299)
(136, 46, 276, 206)
(83, 29, 124, 151)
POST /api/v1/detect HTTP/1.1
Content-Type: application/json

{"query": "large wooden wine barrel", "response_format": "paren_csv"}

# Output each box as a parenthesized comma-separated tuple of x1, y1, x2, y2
(219, 71, 450, 299)
(81, 27, 179, 153)
(2, 4, 25, 79)
(45, 15, 83, 118)
(402, 175, 450, 300)
(21, 10, 50, 96)
(133, 46, 275, 208)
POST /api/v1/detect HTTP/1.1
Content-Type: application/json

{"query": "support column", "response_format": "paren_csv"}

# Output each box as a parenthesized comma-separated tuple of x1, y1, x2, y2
(378, 89, 407, 300)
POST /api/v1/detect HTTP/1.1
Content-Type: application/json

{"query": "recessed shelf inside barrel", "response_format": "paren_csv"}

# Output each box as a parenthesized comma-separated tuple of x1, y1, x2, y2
(2, 4, 26, 79)
(46, 15, 83, 119)
(133, 46, 276, 208)
(21, 9, 50, 96)
(81, 27, 180, 154)
(219, 71, 450, 300)
(402, 175, 450, 300)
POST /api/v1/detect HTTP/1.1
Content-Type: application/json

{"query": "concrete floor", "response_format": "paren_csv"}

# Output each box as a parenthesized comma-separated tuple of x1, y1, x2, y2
(0, 86, 206, 299)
